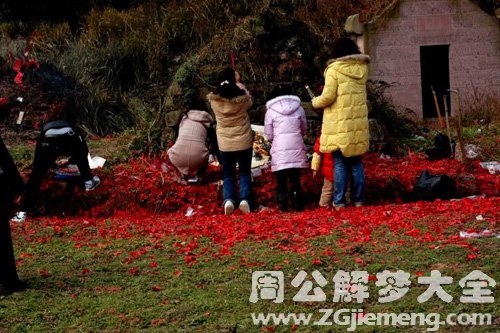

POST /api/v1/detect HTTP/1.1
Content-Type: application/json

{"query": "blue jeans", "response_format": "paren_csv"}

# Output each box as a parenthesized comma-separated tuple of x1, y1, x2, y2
(219, 148, 252, 205)
(333, 151, 365, 206)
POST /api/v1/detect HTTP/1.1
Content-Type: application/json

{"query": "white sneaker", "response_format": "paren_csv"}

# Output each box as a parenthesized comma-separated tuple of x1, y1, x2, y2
(239, 200, 250, 214)
(84, 176, 101, 191)
(187, 175, 199, 183)
(11, 211, 27, 223)
(224, 201, 234, 215)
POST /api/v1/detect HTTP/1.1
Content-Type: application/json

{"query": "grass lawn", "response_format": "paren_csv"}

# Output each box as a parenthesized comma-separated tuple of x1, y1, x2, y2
(1, 124, 498, 332)
(1, 202, 498, 332)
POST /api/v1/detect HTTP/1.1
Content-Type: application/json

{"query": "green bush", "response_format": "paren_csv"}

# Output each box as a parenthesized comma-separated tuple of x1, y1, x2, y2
(76, 85, 133, 136)
(128, 97, 165, 156)
(3, 0, 440, 154)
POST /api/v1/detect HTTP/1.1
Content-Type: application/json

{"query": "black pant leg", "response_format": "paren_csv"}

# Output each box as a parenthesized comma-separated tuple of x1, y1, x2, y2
(71, 135, 93, 181)
(0, 201, 21, 289)
(275, 170, 289, 197)
(0, 135, 24, 291)
(289, 168, 303, 195)
(20, 138, 58, 212)
(289, 168, 304, 211)
(275, 169, 290, 210)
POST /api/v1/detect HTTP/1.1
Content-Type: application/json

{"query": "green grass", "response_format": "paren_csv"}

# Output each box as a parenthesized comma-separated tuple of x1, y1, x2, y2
(397, 122, 499, 161)
(1, 225, 498, 332)
(462, 125, 500, 161)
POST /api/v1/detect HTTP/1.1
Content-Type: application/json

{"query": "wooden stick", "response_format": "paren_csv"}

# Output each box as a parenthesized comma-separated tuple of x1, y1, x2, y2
(442, 95, 453, 156)
(448, 89, 465, 162)
(431, 86, 445, 128)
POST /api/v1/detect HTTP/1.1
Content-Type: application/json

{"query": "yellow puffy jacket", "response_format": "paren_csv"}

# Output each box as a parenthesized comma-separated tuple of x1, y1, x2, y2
(312, 54, 370, 157)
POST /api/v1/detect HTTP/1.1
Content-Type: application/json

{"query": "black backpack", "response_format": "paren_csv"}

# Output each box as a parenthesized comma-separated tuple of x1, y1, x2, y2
(425, 133, 454, 160)
(412, 170, 457, 201)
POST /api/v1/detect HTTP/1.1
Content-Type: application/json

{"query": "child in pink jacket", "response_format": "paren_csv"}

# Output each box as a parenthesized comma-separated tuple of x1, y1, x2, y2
(264, 85, 308, 211)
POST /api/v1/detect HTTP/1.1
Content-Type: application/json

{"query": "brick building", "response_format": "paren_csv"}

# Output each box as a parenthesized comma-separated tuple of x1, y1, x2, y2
(347, 0, 500, 119)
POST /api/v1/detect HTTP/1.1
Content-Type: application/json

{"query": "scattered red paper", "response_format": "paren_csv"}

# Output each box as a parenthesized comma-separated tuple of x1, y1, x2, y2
(14, 72, 24, 86)
(8, 152, 498, 268)
(467, 254, 478, 260)
(39, 269, 51, 278)
(312, 259, 322, 265)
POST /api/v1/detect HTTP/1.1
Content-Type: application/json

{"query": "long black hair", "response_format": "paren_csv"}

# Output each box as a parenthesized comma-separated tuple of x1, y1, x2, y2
(268, 84, 293, 100)
(213, 67, 246, 99)
(186, 98, 209, 112)
(332, 37, 361, 58)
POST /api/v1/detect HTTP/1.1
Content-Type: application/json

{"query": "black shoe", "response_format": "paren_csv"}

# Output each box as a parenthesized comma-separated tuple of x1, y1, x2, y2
(1, 280, 28, 295)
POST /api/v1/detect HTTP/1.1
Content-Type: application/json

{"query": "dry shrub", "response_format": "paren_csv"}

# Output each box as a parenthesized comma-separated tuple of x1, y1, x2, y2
(294, 0, 398, 40)
(82, 7, 150, 47)
(30, 22, 72, 58)
(461, 87, 500, 126)
(0, 37, 26, 59)
(0, 22, 16, 39)
(3, 0, 422, 152)
(368, 80, 419, 139)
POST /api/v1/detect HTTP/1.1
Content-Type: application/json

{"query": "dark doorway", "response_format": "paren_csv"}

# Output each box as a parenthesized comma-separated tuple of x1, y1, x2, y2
(420, 45, 451, 118)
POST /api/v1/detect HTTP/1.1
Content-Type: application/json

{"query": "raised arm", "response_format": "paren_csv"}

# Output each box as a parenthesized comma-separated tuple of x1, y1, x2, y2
(312, 69, 338, 109)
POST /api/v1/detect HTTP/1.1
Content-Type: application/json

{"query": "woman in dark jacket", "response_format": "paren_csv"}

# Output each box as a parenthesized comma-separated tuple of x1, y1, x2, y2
(12, 119, 100, 223)
(0, 135, 26, 294)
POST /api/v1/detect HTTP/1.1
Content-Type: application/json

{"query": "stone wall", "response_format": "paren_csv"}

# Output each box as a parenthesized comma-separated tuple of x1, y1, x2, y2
(366, 0, 500, 118)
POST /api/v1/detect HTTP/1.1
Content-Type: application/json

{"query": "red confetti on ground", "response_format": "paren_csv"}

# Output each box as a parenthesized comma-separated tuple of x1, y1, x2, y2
(10, 153, 498, 265)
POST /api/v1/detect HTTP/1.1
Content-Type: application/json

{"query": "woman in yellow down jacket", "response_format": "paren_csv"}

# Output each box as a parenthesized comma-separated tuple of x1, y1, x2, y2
(312, 38, 370, 209)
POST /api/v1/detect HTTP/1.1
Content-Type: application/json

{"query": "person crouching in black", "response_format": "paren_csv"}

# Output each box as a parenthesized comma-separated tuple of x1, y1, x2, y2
(0, 135, 26, 294)
(11, 120, 100, 223)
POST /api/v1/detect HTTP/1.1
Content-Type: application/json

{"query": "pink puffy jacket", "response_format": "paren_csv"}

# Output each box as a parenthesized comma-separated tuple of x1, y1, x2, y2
(264, 95, 309, 172)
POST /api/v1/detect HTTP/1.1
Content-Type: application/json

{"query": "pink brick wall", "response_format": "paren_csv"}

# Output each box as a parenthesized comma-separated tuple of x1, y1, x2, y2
(366, 0, 500, 118)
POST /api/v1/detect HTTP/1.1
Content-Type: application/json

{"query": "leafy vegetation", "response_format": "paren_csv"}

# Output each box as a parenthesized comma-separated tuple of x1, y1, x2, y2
(0, 0, 498, 151)
(367, 80, 419, 139)
(1, 0, 411, 151)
